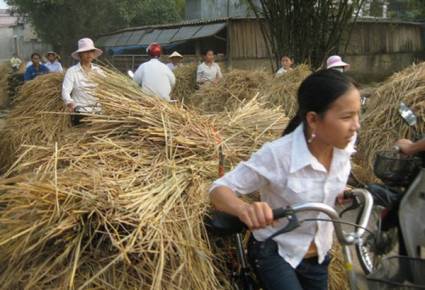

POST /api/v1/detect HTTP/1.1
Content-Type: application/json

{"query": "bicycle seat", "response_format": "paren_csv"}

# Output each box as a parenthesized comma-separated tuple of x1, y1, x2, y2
(205, 211, 245, 236)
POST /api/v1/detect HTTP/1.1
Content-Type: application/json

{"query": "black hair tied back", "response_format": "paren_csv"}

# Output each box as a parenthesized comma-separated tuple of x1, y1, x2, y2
(282, 69, 358, 136)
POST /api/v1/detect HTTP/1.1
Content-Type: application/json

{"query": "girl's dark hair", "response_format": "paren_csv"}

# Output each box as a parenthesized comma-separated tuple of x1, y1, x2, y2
(31, 52, 41, 59)
(281, 55, 293, 60)
(202, 49, 214, 56)
(282, 69, 358, 136)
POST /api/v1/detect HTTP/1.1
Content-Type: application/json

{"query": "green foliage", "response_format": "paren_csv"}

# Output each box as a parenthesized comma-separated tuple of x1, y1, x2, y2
(246, 0, 365, 69)
(130, 0, 182, 26)
(6, 0, 184, 58)
(387, 0, 425, 20)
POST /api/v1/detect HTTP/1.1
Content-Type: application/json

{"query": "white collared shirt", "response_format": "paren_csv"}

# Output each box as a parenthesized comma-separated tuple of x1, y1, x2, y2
(276, 67, 287, 77)
(133, 58, 176, 101)
(45, 61, 63, 73)
(196, 62, 223, 83)
(61, 63, 103, 112)
(210, 124, 356, 268)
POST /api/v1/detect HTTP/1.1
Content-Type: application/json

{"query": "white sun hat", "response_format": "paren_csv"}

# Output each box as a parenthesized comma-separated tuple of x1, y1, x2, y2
(326, 55, 350, 69)
(71, 38, 103, 60)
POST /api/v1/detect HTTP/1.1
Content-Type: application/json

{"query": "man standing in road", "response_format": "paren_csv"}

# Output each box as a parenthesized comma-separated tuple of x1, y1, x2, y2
(134, 43, 176, 102)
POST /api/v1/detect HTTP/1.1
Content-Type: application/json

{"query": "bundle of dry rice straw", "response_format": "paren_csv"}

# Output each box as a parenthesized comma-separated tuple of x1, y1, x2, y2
(0, 72, 69, 170)
(170, 63, 198, 102)
(357, 62, 425, 178)
(260, 64, 312, 118)
(0, 63, 11, 108)
(180, 68, 271, 113)
(0, 69, 287, 289)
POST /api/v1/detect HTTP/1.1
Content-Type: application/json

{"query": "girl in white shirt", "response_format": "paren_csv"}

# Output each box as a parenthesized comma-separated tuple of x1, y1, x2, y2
(210, 69, 361, 290)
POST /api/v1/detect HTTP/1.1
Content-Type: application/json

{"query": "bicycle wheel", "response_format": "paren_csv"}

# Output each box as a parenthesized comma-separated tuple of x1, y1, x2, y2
(355, 205, 398, 274)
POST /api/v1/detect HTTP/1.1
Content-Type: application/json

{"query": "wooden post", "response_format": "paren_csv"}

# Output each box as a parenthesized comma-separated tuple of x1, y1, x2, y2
(226, 19, 233, 69)
(195, 40, 201, 63)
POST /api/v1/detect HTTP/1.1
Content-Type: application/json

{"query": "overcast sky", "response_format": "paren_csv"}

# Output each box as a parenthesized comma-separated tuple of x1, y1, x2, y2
(0, 0, 8, 9)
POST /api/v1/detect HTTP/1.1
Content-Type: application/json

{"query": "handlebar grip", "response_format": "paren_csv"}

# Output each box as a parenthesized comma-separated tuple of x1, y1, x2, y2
(272, 208, 291, 220)
(343, 191, 354, 199)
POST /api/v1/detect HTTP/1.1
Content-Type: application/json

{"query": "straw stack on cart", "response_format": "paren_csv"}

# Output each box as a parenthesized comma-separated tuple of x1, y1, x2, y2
(261, 64, 312, 118)
(183, 69, 271, 113)
(357, 62, 425, 176)
(0, 72, 68, 171)
(0, 69, 287, 289)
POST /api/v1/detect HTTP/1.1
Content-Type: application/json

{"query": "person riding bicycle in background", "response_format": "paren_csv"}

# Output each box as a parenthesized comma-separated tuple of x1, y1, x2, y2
(209, 70, 361, 290)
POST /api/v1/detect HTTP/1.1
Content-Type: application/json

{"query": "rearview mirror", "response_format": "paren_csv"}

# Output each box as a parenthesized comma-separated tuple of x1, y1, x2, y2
(127, 70, 134, 79)
(399, 102, 417, 127)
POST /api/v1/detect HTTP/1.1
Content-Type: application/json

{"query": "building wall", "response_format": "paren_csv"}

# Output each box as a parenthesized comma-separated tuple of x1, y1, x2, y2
(13, 23, 52, 62)
(0, 10, 51, 63)
(0, 27, 14, 62)
(185, 0, 257, 20)
(228, 19, 425, 81)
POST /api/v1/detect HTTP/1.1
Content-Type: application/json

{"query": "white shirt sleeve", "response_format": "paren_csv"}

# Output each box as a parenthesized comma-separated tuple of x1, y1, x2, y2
(58, 62, 64, 73)
(62, 69, 74, 105)
(210, 144, 279, 195)
(133, 64, 144, 86)
(216, 64, 223, 79)
(196, 64, 203, 83)
(169, 70, 176, 88)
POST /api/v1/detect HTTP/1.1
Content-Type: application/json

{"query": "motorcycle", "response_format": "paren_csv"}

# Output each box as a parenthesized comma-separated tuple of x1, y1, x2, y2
(354, 102, 425, 288)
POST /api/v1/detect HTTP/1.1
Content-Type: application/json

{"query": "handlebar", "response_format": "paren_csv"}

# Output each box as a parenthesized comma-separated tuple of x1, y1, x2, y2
(208, 188, 373, 245)
(287, 189, 373, 245)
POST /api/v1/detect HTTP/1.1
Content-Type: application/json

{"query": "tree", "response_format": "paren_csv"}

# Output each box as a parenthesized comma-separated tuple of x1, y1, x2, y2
(6, 0, 184, 62)
(246, 0, 366, 69)
(387, 0, 425, 20)
(130, 0, 183, 26)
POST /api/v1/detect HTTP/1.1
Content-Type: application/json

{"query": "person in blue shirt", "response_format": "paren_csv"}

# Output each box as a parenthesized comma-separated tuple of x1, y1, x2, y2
(24, 52, 49, 81)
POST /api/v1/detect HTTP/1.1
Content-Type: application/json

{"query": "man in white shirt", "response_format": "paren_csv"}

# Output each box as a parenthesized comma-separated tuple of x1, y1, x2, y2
(45, 51, 63, 73)
(62, 38, 103, 125)
(196, 50, 223, 85)
(166, 51, 183, 71)
(133, 43, 176, 101)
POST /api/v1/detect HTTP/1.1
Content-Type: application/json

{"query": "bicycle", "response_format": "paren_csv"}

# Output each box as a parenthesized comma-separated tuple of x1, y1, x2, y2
(206, 188, 374, 290)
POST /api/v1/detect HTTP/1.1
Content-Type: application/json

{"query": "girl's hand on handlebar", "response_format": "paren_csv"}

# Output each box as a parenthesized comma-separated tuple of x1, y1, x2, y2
(236, 202, 274, 230)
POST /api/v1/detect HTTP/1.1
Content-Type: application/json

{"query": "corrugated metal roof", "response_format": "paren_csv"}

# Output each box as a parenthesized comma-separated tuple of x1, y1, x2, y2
(97, 21, 227, 48)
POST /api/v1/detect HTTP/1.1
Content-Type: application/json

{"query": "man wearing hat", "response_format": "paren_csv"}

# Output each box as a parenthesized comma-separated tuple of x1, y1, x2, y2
(326, 55, 350, 72)
(134, 43, 176, 101)
(62, 38, 103, 125)
(167, 51, 183, 71)
(45, 51, 63, 73)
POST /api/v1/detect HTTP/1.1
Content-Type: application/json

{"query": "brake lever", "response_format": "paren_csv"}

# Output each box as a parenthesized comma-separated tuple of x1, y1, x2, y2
(265, 213, 300, 241)
(339, 193, 361, 218)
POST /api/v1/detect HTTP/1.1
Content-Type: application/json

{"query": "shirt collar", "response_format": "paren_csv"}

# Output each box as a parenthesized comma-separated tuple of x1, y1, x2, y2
(289, 124, 356, 174)
(77, 62, 95, 72)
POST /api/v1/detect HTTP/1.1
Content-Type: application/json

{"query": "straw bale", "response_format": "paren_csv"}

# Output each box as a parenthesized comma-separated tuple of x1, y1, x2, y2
(261, 64, 312, 118)
(171, 63, 197, 102)
(0, 73, 69, 171)
(0, 68, 287, 289)
(185, 69, 271, 113)
(0, 63, 11, 108)
(358, 62, 425, 175)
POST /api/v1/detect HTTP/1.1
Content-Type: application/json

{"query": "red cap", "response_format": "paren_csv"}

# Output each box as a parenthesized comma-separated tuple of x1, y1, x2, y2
(147, 43, 161, 57)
